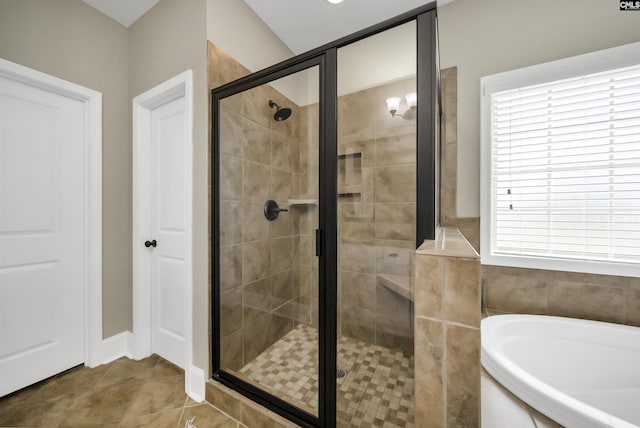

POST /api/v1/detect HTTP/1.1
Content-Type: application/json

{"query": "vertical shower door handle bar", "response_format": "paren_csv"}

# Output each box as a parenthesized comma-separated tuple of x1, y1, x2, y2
(315, 229, 322, 257)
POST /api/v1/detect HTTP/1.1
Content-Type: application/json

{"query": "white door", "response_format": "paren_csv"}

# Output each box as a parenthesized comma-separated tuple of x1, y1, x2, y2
(0, 74, 85, 396)
(148, 97, 187, 368)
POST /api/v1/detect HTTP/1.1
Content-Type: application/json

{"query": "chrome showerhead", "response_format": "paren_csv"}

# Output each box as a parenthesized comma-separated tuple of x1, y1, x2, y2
(268, 99, 292, 122)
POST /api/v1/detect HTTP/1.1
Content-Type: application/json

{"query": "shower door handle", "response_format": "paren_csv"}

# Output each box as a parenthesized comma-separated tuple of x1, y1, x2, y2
(315, 229, 321, 257)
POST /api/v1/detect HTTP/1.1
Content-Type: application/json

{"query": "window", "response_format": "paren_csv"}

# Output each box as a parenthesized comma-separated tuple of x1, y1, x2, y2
(481, 42, 640, 277)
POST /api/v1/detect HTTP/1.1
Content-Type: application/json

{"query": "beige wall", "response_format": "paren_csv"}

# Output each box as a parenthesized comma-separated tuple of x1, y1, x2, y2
(128, 0, 209, 372)
(0, 0, 290, 374)
(206, 0, 300, 106)
(206, 0, 292, 73)
(0, 0, 131, 338)
(438, 0, 640, 217)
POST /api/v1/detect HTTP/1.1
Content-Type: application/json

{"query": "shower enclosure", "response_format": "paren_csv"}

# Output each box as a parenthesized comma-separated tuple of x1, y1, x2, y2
(212, 4, 439, 427)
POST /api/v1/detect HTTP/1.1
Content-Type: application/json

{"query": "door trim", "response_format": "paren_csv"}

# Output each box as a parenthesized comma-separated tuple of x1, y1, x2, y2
(0, 58, 103, 367)
(132, 70, 201, 400)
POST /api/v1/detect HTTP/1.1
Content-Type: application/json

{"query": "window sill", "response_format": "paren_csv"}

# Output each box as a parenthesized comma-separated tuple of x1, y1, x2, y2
(481, 252, 640, 278)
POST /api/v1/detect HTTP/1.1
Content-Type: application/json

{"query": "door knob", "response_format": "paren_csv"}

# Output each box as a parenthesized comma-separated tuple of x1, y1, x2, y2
(144, 239, 157, 248)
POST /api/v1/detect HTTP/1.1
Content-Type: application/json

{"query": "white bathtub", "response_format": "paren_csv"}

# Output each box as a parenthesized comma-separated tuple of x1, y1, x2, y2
(481, 315, 640, 428)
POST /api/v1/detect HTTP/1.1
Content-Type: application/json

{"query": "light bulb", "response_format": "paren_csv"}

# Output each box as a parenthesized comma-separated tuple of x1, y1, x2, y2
(405, 92, 417, 108)
(385, 97, 401, 114)
(327, 0, 343, 3)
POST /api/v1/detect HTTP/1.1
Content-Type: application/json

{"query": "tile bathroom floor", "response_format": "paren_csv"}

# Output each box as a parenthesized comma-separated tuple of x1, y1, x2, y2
(236, 324, 415, 427)
(0, 337, 565, 428)
(0, 354, 242, 427)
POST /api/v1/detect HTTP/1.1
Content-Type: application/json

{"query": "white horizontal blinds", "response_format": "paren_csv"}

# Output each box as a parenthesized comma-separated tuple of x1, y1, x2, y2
(491, 63, 640, 263)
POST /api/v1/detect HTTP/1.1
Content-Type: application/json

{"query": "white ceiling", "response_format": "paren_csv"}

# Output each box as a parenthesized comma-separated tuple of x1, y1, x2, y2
(82, 0, 449, 50)
(243, 0, 437, 54)
(82, 0, 160, 27)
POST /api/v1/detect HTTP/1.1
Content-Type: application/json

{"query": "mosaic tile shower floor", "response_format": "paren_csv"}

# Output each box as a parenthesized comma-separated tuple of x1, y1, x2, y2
(235, 324, 414, 427)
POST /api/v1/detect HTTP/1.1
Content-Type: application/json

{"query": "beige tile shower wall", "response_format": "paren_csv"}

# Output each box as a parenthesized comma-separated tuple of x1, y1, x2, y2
(414, 228, 481, 428)
(208, 42, 311, 371)
(440, 67, 457, 226)
(438, 63, 640, 328)
(484, 266, 640, 327)
(338, 77, 417, 354)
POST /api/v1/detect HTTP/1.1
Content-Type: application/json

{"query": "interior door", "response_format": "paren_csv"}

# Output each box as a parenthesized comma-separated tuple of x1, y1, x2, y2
(0, 73, 85, 396)
(149, 96, 187, 368)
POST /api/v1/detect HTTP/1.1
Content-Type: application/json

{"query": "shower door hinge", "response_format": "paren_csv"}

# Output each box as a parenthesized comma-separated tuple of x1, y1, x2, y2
(315, 229, 321, 257)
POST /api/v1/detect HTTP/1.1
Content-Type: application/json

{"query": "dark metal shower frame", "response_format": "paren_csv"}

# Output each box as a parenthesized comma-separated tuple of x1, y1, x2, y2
(211, 3, 439, 427)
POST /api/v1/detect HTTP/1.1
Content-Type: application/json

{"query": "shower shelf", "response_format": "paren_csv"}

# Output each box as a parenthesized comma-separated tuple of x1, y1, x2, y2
(337, 152, 362, 159)
(377, 274, 413, 301)
(288, 198, 317, 206)
(337, 185, 361, 197)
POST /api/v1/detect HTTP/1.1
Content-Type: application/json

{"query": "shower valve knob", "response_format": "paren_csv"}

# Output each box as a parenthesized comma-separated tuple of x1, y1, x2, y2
(264, 200, 288, 221)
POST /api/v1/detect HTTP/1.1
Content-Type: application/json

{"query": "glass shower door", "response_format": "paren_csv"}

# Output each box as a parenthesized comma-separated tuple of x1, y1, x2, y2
(335, 21, 418, 427)
(212, 8, 438, 427)
(214, 64, 321, 418)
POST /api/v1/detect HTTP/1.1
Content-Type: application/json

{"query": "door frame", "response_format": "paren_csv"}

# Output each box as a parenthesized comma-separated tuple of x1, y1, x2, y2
(0, 58, 103, 367)
(132, 70, 199, 398)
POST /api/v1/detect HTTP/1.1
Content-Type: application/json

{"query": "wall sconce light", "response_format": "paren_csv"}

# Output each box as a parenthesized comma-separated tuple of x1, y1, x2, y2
(386, 92, 417, 120)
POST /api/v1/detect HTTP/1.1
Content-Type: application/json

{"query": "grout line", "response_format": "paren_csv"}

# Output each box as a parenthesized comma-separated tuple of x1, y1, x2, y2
(445, 319, 480, 330)
(545, 269, 550, 314)
(202, 400, 243, 425)
(624, 281, 629, 325)
(176, 395, 188, 428)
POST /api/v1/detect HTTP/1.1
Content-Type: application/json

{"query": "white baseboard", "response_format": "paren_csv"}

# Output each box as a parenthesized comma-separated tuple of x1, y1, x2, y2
(186, 365, 206, 402)
(94, 331, 133, 366)
(92, 332, 204, 404)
